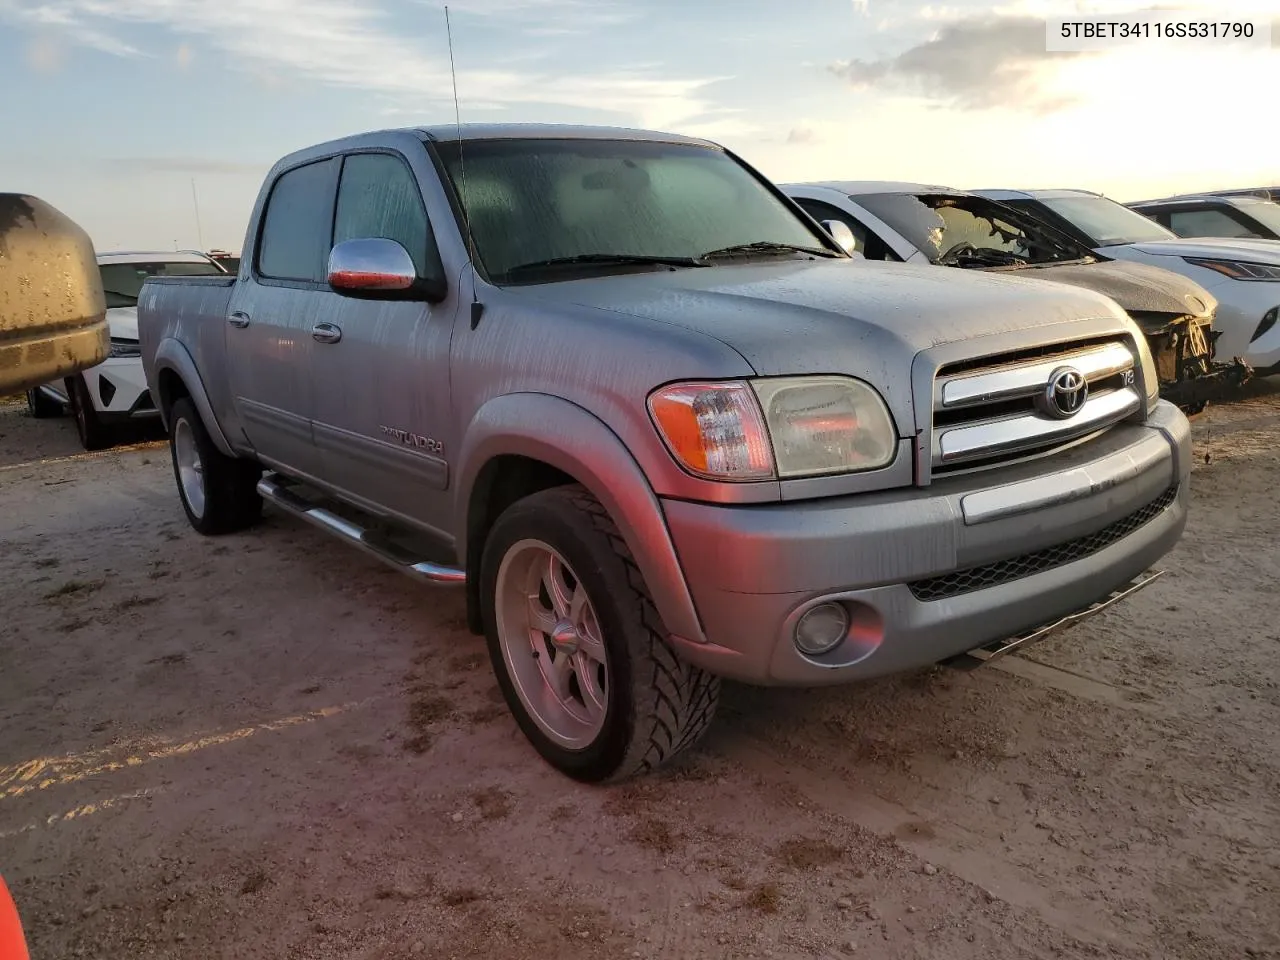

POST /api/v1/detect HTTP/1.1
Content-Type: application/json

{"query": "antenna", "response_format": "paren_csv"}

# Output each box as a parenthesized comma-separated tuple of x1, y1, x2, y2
(444, 5, 484, 328)
(190, 178, 205, 250)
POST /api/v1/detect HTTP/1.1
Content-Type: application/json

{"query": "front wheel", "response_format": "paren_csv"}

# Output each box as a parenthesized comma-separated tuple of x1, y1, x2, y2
(480, 485, 720, 783)
(65, 376, 112, 450)
(168, 397, 262, 535)
(26, 386, 65, 419)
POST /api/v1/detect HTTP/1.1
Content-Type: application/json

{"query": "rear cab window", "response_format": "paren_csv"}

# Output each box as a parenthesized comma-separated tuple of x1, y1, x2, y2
(256, 158, 341, 283)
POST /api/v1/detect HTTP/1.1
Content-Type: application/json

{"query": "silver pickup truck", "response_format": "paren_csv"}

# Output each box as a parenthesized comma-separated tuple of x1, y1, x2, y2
(138, 124, 1190, 782)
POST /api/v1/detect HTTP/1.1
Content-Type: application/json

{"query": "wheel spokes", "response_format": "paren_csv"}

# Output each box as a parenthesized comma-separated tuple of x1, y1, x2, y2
(542, 554, 574, 619)
(527, 597, 557, 638)
(496, 540, 613, 749)
(573, 651, 607, 715)
(547, 646, 575, 702)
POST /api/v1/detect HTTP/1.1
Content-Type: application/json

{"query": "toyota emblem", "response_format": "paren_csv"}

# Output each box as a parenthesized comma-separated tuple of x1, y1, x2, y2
(1038, 366, 1088, 420)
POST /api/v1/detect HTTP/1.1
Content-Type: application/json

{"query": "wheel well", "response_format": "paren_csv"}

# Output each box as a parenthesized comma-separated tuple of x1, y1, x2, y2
(464, 455, 576, 633)
(156, 368, 190, 420)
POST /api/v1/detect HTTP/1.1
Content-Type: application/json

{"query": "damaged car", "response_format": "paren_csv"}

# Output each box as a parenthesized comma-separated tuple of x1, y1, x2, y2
(782, 181, 1251, 414)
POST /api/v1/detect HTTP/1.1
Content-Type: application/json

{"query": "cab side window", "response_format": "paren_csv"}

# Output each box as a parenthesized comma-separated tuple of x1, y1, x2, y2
(257, 158, 340, 283)
(334, 153, 436, 274)
(794, 198, 898, 261)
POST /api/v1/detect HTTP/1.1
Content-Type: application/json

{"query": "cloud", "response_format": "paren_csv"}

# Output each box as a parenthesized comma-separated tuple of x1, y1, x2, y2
(175, 41, 192, 68)
(3, 1, 141, 56)
(829, 13, 1093, 112)
(0, 0, 728, 129)
(786, 126, 818, 144)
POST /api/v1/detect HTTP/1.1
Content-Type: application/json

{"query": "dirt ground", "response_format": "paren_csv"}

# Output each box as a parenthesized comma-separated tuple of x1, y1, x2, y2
(1, 385, 1277, 960)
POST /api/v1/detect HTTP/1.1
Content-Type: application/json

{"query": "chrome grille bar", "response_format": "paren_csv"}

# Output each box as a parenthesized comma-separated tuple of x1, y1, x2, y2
(935, 388, 1141, 466)
(940, 341, 1134, 409)
(929, 336, 1141, 475)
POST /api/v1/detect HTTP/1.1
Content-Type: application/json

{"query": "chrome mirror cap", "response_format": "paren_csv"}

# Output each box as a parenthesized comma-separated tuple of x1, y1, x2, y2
(327, 238, 417, 293)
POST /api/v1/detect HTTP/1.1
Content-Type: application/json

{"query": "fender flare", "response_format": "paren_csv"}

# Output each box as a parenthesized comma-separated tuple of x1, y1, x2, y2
(151, 337, 236, 457)
(455, 393, 707, 646)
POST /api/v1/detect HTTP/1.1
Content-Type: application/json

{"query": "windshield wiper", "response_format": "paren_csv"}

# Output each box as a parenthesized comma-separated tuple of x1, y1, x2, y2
(503, 253, 708, 276)
(938, 248, 1028, 268)
(698, 241, 839, 260)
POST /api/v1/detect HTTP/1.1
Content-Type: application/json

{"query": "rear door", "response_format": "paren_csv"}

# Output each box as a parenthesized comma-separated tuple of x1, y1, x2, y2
(226, 157, 339, 480)
(309, 149, 457, 537)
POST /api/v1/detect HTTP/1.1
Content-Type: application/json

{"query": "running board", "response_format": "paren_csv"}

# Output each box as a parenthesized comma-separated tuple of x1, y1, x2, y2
(256, 474, 466, 586)
(940, 569, 1164, 671)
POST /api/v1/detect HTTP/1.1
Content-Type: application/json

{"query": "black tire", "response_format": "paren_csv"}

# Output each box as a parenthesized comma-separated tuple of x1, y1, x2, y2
(480, 484, 720, 783)
(26, 386, 65, 419)
(65, 376, 112, 450)
(168, 396, 263, 535)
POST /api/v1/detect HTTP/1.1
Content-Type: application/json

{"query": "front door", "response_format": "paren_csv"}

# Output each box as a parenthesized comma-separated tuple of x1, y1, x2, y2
(309, 150, 457, 538)
(226, 157, 340, 481)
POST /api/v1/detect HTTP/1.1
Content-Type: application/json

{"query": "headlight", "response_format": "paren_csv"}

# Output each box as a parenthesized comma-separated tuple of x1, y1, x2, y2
(647, 376, 897, 482)
(109, 338, 141, 358)
(1184, 257, 1280, 281)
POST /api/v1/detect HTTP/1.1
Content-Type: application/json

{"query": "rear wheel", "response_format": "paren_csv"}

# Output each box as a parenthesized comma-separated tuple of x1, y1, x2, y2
(65, 376, 113, 451)
(480, 485, 720, 782)
(25, 386, 65, 419)
(168, 397, 262, 535)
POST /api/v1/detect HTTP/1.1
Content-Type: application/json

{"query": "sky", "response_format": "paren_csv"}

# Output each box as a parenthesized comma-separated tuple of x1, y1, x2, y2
(1, 0, 1278, 253)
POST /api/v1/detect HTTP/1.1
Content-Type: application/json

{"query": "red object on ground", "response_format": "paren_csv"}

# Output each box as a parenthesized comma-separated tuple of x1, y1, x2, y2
(0, 875, 30, 960)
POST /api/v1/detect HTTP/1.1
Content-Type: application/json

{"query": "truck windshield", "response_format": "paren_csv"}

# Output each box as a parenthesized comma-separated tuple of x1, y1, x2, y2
(1036, 195, 1176, 247)
(853, 192, 1087, 268)
(433, 138, 834, 283)
(100, 260, 225, 308)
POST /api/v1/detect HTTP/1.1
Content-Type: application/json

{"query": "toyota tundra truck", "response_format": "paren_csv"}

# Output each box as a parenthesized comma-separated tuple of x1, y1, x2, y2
(137, 125, 1191, 783)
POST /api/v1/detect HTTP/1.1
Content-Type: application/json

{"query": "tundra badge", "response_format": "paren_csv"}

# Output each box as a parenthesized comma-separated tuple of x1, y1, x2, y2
(380, 426, 443, 454)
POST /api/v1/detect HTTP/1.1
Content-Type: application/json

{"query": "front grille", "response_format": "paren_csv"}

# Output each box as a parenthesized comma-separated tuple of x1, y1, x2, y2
(908, 484, 1178, 602)
(929, 337, 1144, 478)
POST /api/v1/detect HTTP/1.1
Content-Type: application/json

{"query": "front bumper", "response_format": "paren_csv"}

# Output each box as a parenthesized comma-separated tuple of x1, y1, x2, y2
(662, 401, 1191, 686)
(85, 357, 158, 421)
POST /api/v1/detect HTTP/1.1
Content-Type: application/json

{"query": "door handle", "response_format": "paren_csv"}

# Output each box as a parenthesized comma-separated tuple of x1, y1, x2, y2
(228, 311, 251, 328)
(312, 322, 342, 344)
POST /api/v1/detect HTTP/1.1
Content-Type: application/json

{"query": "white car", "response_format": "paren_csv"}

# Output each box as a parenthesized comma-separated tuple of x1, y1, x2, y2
(969, 188, 1280, 375)
(26, 251, 228, 449)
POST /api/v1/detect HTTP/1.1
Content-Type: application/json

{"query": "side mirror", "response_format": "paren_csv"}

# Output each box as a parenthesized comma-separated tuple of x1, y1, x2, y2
(0, 194, 109, 394)
(822, 219, 860, 257)
(327, 238, 446, 302)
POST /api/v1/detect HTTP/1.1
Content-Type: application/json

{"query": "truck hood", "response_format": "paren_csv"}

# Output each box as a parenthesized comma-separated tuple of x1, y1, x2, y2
(535, 258, 1135, 429)
(1117, 236, 1280, 263)
(1002, 258, 1216, 319)
(107, 306, 139, 340)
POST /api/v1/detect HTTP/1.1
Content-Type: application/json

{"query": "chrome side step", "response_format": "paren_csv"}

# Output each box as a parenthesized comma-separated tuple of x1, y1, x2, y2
(256, 473, 466, 586)
(941, 569, 1164, 671)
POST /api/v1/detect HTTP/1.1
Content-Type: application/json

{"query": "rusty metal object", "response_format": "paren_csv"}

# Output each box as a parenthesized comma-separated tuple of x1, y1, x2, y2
(1130, 311, 1253, 415)
(0, 194, 108, 395)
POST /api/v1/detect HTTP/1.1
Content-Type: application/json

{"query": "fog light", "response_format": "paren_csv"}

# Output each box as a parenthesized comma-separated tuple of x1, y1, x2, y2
(793, 602, 850, 656)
